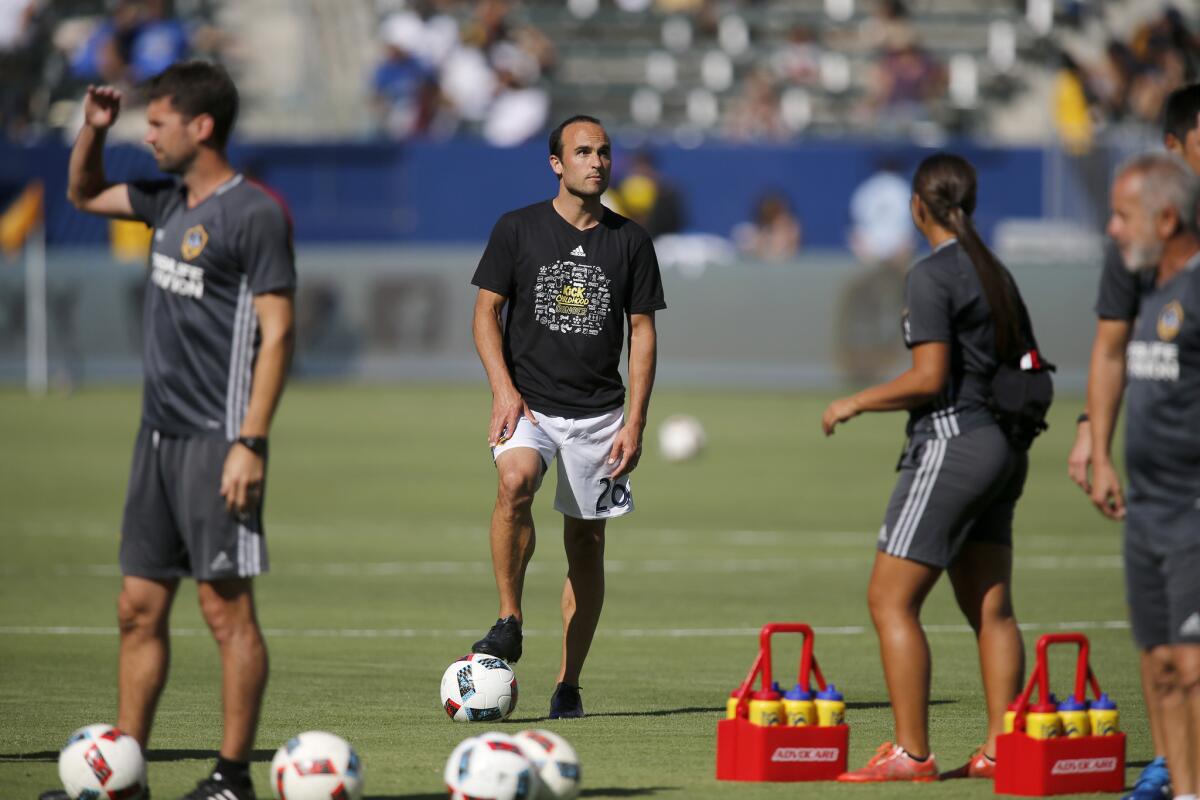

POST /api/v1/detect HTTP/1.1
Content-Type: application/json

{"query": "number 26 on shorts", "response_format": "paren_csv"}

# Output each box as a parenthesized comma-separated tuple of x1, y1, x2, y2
(595, 477, 631, 515)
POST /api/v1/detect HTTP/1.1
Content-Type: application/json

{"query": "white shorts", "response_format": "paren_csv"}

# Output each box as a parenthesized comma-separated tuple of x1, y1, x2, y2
(492, 407, 635, 521)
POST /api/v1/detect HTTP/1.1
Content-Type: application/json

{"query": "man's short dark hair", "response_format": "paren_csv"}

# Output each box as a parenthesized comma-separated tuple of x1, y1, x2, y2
(548, 115, 602, 159)
(144, 60, 239, 150)
(1163, 83, 1200, 145)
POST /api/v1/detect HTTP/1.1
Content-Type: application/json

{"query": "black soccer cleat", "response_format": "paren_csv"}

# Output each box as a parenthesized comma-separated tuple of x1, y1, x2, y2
(548, 682, 585, 719)
(471, 615, 523, 663)
(181, 774, 254, 800)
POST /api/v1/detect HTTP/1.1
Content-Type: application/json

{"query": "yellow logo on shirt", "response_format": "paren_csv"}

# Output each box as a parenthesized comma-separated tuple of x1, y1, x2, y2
(556, 284, 589, 315)
(181, 224, 208, 261)
(1157, 300, 1183, 342)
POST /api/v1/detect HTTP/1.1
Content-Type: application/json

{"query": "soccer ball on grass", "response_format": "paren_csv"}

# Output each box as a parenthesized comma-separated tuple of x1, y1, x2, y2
(440, 654, 519, 722)
(57, 723, 147, 800)
(269, 730, 363, 800)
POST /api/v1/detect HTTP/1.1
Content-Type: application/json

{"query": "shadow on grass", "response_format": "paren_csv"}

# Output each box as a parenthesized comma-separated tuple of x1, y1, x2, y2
(847, 699, 955, 710)
(0, 748, 276, 763)
(368, 790, 676, 800)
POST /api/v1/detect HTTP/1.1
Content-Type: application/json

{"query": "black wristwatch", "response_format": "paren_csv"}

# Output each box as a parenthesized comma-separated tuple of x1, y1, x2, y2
(1076, 413, 1089, 425)
(235, 436, 268, 456)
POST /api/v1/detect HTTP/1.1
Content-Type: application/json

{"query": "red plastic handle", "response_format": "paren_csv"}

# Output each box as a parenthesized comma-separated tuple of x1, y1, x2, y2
(1010, 633, 1104, 732)
(732, 623, 828, 708)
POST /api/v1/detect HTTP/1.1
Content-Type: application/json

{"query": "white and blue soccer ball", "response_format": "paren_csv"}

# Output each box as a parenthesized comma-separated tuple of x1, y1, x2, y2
(444, 733, 541, 800)
(57, 723, 147, 800)
(514, 729, 582, 800)
(269, 730, 363, 800)
(440, 654, 519, 722)
(657, 414, 706, 462)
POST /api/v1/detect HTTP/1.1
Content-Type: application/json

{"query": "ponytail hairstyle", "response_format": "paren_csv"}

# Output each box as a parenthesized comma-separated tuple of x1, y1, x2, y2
(912, 153, 1023, 362)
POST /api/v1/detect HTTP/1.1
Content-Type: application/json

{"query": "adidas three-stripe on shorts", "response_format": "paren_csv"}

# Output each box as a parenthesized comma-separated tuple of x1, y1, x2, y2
(877, 424, 1026, 569)
(1124, 502, 1200, 648)
(120, 426, 268, 581)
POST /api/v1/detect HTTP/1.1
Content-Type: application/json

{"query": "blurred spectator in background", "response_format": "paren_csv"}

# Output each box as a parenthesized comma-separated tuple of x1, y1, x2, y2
(482, 54, 549, 146)
(125, 0, 188, 83)
(859, 0, 916, 53)
(66, 0, 188, 85)
(860, 36, 944, 132)
(1054, 52, 1095, 154)
(611, 150, 685, 238)
(372, 11, 437, 138)
(772, 25, 822, 88)
(725, 68, 786, 141)
(837, 162, 914, 382)
(733, 191, 802, 262)
(0, 0, 40, 139)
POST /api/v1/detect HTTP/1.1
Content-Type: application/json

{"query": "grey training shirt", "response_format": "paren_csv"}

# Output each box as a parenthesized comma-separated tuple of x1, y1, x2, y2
(127, 175, 296, 438)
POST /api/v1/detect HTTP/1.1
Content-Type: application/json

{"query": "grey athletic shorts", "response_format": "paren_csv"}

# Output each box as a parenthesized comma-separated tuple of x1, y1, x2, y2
(120, 426, 268, 581)
(1125, 502, 1200, 648)
(877, 424, 1027, 569)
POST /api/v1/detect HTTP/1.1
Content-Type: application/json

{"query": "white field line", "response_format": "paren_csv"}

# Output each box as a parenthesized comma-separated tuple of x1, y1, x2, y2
(13, 553, 1122, 579)
(0, 619, 1130, 640)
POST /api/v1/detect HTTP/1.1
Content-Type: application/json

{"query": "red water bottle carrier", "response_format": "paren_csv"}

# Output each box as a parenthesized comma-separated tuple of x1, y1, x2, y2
(715, 622, 849, 782)
(995, 632, 1126, 796)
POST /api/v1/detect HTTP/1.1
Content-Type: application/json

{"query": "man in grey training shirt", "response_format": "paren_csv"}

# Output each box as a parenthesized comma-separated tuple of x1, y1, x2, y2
(55, 62, 295, 800)
(1092, 153, 1200, 800)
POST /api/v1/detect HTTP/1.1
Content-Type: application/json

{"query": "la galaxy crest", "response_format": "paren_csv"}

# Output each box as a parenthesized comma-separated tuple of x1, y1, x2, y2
(181, 224, 208, 261)
(1157, 300, 1183, 342)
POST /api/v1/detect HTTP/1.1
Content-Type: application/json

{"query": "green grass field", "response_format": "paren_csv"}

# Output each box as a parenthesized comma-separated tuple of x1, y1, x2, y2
(0, 385, 1144, 798)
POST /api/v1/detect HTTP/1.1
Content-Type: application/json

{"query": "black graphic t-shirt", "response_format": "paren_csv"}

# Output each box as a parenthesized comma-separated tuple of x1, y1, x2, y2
(1124, 254, 1200, 512)
(127, 175, 296, 438)
(471, 200, 666, 417)
(902, 240, 1009, 440)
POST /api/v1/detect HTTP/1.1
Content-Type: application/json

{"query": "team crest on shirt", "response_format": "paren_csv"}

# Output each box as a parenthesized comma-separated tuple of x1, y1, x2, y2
(533, 260, 612, 336)
(1157, 300, 1183, 342)
(180, 224, 208, 261)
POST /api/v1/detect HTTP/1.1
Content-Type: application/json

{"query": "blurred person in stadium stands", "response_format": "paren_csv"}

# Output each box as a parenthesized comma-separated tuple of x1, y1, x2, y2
(1053, 52, 1096, 154)
(125, 0, 189, 83)
(48, 62, 295, 800)
(859, 0, 916, 53)
(1090, 150, 1200, 800)
(772, 24, 823, 88)
(468, 115, 665, 719)
(836, 162, 915, 382)
(725, 68, 786, 141)
(612, 150, 685, 239)
(481, 41, 549, 147)
(0, 0, 39, 139)
(732, 190, 801, 262)
(824, 153, 1038, 782)
(372, 10, 437, 139)
(1070, 83, 1200, 800)
(859, 35, 945, 133)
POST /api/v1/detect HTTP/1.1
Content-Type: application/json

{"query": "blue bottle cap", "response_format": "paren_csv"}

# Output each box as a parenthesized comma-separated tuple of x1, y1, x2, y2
(817, 683, 844, 701)
(784, 684, 813, 701)
(1091, 693, 1117, 710)
(1058, 696, 1087, 712)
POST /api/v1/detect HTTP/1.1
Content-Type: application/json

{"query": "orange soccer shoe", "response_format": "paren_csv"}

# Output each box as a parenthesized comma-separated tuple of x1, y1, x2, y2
(940, 746, 996, 779)
(837, 742, 939, 783)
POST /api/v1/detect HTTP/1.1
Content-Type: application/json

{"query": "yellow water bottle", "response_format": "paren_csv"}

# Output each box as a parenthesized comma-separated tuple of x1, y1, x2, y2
(1025, 702, 1062, 739)
(1057, 696, 1090, 738)
(747, 689, 783, 726)
(782, 684, 816, 726)
(815, 684, 846, 726)
(1004, 700, 1021, 733)
(1088, 693, 1119, 736)
(726, 690, 742, 720)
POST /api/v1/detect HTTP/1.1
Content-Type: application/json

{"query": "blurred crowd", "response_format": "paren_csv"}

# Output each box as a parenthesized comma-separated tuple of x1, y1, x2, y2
(371, 0, 555, 146)
(1054, 4, 1199, 152)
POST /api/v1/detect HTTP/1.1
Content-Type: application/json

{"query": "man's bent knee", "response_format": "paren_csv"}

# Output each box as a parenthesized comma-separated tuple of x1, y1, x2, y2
(197, 580, 259, 645)
(496, 466, 539, 511)
(116, 579, 173, 636)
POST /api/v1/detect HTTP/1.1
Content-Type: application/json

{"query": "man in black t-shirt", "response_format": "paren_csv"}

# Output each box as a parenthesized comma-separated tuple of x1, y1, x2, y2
(1092, 153, 1200, 800)
(54, 63, 294, 800)
(468, 115, 666, 718)
(1068, 83, 1200, 800)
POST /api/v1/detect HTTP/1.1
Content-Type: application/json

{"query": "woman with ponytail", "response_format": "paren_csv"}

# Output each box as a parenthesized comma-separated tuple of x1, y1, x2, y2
(822, 153, 1031, 782)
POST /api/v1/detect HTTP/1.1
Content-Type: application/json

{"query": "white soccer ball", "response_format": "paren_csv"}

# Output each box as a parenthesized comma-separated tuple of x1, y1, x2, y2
(657, 414, 706, 462)
(57, 724, 147, 800)
(514, 729, 581, 800)
(441, 654, 519, 722)
(269, 730, 364, 800)
(445, 733, 541, 800)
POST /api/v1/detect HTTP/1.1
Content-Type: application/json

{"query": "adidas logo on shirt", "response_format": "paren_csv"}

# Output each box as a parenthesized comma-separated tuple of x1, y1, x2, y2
(570, 246, 586, 257)
(1181, 612, 1200, 638)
